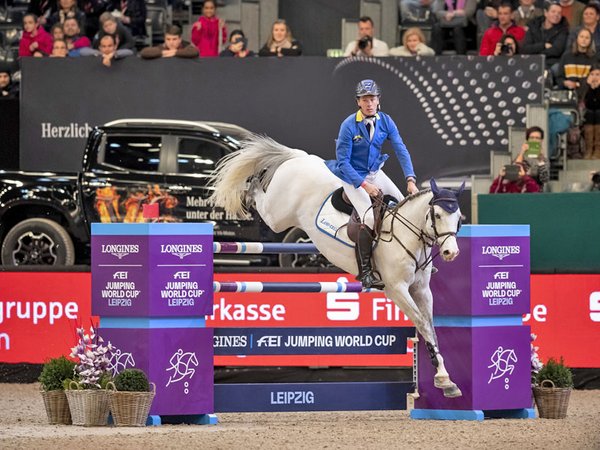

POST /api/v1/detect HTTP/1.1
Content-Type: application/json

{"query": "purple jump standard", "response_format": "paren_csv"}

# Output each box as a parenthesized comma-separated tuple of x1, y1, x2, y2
(92, 223, 216, 425)
(412, 224, 536, 421)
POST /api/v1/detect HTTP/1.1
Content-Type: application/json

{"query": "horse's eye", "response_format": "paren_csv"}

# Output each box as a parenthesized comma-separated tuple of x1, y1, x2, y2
(435, 213, 441, 219)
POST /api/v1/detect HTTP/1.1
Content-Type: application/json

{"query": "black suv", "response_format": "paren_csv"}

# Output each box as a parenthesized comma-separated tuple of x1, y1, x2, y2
(0, 119, 297, 267)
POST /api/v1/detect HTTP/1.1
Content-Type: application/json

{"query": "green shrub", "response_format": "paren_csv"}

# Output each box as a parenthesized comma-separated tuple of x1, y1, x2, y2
(38, 356, 76, 391)
(114, 369, 150, 392)
(535, 357, 573, 388)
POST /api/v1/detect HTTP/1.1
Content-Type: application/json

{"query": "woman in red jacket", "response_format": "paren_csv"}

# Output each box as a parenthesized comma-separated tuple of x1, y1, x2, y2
(191, 0, 227, 57)
(19, 14, 53, 57)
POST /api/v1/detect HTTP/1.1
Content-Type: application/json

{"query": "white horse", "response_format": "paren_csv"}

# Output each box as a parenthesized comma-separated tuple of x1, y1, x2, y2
(210, 135, 464, 398)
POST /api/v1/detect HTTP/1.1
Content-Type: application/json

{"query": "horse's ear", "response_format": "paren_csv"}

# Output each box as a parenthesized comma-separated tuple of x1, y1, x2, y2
(456, 181, 466, 196)
(430, 178, 440, 195)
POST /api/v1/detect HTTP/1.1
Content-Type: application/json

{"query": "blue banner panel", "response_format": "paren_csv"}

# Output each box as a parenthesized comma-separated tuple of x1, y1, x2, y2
(213, 327, 415, 355)
(214, 381, 413, 412)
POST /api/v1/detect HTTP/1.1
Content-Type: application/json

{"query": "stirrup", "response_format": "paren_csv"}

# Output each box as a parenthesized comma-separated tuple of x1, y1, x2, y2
(357, 273, 385, 290)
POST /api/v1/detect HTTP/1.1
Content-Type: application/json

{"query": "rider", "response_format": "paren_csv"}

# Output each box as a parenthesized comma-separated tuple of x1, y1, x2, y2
(326, 79, 419, 289)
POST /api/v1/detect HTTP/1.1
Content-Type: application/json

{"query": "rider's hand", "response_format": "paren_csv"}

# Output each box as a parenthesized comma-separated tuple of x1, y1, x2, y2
(407, 180, 419, 195)
(361, 181, 381, 197)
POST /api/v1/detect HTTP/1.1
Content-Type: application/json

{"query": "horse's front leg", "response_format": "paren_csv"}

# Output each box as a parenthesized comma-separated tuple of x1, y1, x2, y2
(409, 281, 462, 398)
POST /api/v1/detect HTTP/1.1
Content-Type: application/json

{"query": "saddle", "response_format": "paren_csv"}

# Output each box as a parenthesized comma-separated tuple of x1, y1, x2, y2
(330, 188, 393, 243)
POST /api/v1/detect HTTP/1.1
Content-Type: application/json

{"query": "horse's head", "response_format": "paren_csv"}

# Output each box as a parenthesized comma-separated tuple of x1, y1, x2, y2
(427, 179, 465, 262)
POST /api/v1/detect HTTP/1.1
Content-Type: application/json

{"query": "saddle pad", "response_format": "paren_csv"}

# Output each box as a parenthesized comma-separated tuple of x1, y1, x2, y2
(315, 192, 354, 248)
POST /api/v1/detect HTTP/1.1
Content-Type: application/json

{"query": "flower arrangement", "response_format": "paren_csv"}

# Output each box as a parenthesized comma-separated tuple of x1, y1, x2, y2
(68, 326, 113, 389)
(530, 333, 543, 384)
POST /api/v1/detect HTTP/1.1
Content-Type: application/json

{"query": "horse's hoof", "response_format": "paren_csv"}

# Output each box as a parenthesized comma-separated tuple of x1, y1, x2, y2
(443, 384, 462, 398)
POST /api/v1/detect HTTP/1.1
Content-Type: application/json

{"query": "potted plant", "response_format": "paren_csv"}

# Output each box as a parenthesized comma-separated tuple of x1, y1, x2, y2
(533, 357, 574, 419)
(39, 356, 76, 424)
(64, 326, 113, 426)
(108, 368, 155, 427)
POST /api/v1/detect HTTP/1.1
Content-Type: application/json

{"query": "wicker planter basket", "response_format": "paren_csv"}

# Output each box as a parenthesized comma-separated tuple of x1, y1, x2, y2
(40, 389, 72, 425)
(533, 380, 572, 419)
(108, 382, 156, 427)
(65, 382, 110, 426)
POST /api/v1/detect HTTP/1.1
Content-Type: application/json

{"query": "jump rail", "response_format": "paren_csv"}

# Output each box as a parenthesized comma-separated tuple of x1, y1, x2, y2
(214, 242, 319, 254)
(213, 281, 379, 293)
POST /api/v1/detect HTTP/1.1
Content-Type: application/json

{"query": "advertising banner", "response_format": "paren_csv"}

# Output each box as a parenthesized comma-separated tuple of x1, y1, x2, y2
(1, 272, 598, 368)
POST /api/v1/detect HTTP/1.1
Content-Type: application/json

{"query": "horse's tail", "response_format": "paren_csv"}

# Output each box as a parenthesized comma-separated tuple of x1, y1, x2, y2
(209, 133, 307, 218)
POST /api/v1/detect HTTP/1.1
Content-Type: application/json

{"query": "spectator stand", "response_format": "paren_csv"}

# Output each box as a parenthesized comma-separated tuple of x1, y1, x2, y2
(145, 0, 170, 47)
(0, 0, 25, 66)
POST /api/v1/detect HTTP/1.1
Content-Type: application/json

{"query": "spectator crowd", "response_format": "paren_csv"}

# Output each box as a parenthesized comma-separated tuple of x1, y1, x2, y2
(2, 0, 600, 177)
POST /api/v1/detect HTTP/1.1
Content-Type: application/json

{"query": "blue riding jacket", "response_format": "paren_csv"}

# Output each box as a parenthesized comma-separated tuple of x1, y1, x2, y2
(326, 110, 416, 188)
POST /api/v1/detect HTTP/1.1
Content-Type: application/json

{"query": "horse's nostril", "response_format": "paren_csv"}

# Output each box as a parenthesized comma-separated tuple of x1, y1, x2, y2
(443, 250, 451, 256)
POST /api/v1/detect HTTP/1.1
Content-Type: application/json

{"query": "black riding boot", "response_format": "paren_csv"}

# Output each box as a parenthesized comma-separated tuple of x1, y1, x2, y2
(355, 225, 385, 290)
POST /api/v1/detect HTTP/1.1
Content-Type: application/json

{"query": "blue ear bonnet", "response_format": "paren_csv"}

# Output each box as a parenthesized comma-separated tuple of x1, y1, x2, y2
(431, 189, 460, 213)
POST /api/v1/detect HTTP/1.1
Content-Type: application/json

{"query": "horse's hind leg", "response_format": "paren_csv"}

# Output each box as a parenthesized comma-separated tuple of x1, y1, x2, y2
(409, 282, 462, 398)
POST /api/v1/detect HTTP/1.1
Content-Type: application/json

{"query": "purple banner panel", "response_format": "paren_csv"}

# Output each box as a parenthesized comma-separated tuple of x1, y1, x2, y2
(415, 325, 532, 411)
(92, 235, 149, 316)
(149, 234, 214, 317)
(101, 327, 214, 416)
(431, 235, 530, 316)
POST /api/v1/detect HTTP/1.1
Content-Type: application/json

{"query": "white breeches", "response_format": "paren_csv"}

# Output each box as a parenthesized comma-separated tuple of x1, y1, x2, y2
(341, 170, 404, 229)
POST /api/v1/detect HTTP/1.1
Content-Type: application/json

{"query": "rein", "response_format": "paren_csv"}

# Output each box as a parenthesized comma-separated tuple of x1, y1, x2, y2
(377, 191, 460, 272)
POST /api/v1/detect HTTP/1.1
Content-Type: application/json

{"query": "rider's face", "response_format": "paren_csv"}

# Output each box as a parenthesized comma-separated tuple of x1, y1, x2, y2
(357, 95, 379, 116)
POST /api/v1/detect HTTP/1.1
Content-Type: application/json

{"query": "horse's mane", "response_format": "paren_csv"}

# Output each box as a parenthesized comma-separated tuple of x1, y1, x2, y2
(392, 188, 432, 212)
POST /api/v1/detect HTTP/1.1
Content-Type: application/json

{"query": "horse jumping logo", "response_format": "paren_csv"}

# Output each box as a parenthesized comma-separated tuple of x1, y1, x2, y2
(166, 349, 199, 392)
(108, 348, 136, 377)
(488, 346, 518, 387)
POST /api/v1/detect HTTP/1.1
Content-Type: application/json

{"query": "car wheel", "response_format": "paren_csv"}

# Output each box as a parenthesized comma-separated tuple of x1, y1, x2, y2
(1, 218, 75, 266)
(278, 227, 335, 268)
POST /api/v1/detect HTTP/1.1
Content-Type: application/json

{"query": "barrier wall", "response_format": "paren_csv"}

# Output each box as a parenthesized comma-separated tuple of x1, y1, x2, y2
(478, 193, 600, 272)
(1, 271, 598, 368)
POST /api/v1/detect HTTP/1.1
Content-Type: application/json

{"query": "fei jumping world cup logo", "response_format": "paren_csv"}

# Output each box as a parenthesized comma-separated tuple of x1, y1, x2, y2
(488, 346, 518, 390)
(165, 349, 199, 394)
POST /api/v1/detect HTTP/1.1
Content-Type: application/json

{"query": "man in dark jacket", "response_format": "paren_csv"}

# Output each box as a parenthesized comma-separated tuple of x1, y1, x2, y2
(140, 25, 199, 59)
(522, 1, 569, 68)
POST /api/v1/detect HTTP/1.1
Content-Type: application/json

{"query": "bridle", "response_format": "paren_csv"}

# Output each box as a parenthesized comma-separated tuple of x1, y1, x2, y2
(377, 191, 461, 272)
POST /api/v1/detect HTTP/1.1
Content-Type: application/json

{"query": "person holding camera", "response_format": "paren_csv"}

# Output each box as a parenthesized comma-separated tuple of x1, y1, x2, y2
(326, 79, 418, 288)
(492, 33, 520, 55)
(343, 16, 390, 57)
(220, 30, 254, 57)
(489, 160, 541, 193)
(480, 3, 525, 55)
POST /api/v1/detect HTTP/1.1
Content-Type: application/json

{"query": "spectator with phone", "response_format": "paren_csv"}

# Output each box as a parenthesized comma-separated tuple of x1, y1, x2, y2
(489, 160, 541, 193)
(515, 126, 550, 190)
(480, 3, 525, 56)
(220, 30, 255, 57)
